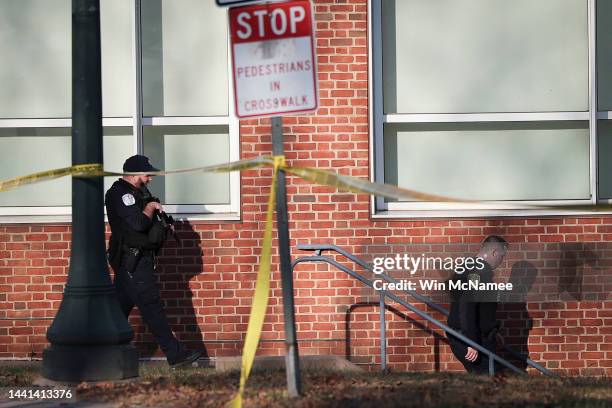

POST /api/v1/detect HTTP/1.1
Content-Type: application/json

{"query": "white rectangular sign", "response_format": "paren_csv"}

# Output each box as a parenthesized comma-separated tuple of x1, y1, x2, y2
(229, 0, 318, 118)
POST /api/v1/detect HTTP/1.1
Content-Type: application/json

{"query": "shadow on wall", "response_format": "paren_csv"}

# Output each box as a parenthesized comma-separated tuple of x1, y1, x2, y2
(557, 243, 598, 301)
(499, 260, 536, 371)
(132, 221, 208, 360)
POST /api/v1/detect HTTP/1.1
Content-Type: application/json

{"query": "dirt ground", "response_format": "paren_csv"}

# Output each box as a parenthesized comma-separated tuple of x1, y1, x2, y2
(1, 362, 611, 408)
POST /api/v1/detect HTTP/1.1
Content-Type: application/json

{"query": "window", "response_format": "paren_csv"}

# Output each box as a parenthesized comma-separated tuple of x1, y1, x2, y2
(370, 0, 607, 216)
(0, 0, 239, 221)
(0, 127, 131, 209)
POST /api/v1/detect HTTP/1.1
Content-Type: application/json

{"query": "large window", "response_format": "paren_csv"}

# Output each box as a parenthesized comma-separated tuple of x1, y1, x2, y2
(371, 0, 610, 216)
(0, 0, 238, 221)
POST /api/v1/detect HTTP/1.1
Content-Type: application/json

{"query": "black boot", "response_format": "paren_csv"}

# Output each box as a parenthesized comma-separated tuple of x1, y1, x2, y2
(168, 349, 204, 369)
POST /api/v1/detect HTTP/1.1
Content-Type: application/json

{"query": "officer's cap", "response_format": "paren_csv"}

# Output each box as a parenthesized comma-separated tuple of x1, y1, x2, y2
(123, 155, 159, 173)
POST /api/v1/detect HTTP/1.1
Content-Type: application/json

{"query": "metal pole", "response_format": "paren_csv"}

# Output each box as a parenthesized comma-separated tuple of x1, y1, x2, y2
(271, 116, 302, 397)
(42, 0, 138, 381)
(379, 292, 387, 373)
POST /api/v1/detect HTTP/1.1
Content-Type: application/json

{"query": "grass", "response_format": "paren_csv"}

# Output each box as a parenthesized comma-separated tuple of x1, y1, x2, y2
(0, 362, 610, 407)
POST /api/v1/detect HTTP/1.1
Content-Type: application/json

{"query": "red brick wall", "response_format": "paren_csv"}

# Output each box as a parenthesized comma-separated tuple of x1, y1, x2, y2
(0, 0, 610, 376)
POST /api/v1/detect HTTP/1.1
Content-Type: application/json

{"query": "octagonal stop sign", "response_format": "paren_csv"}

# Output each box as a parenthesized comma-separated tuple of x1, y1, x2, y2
(229, 0, 318, 118)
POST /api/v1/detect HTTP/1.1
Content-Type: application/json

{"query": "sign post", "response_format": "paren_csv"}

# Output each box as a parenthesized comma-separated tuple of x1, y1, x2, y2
(271, 115, 301, 397)
(228, 0, 318, 397)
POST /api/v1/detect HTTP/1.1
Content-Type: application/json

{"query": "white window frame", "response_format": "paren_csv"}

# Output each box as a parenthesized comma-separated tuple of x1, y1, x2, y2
(369, 0, 612, 218)
(0, 0, 240, 223)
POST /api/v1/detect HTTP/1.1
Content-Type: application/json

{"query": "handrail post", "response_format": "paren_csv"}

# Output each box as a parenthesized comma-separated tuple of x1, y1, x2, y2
(379, 292, 387, 373)
(489, 354, 495, 376)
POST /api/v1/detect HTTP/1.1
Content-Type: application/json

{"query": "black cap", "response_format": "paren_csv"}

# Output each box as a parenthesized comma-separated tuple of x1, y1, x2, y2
(123, 155, 159, 173)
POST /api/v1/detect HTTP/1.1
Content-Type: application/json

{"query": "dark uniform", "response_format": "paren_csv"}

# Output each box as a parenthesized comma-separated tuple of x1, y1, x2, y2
(447, 261, 500, 373)
(105, 155, 202, 367)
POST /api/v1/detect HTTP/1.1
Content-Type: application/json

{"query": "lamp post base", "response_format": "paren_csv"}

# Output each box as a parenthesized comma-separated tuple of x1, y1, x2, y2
(42, 344, 139, 382)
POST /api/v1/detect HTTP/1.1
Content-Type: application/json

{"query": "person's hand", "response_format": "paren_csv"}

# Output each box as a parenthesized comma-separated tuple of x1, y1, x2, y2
(496, 332, 505, 348)
(465, 347, 478, 362)
(169, 224, 175, 233)
(143, 201, 163, 218)
(145, 201, 163, 212)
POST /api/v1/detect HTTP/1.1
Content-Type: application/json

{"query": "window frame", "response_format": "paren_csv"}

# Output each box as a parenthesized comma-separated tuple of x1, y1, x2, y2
(0, 0, 240, 223)
(368, 0, 612, 218)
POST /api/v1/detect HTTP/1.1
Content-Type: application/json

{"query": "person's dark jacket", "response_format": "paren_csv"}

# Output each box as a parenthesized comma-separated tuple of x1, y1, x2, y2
(447, 261, 500, 342)
(105, 179, 163, 269)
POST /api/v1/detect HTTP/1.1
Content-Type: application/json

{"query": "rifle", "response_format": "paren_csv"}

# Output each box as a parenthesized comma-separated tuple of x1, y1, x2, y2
(141, 188, 181, 245)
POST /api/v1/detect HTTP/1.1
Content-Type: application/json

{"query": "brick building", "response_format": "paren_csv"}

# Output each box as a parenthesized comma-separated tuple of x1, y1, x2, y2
(0, 0, 610, 376)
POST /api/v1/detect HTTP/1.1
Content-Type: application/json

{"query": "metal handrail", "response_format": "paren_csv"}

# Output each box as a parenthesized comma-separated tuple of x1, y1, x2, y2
(294, 244, 555, 376)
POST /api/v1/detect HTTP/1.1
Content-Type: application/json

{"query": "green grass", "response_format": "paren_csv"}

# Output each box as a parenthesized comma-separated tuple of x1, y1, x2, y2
(1, 362, 610, 407)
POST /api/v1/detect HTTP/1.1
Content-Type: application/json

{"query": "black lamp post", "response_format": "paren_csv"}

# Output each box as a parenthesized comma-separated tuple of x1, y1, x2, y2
(42, 0, 138, 381)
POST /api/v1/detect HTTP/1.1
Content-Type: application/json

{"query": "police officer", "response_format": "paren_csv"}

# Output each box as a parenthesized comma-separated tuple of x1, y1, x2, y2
(447, 235, 507, 373)
(105, 155, 203, 368)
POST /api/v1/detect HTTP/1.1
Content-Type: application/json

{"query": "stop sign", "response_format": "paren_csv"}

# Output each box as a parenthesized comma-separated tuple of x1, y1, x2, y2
(229, 0, 318, 118)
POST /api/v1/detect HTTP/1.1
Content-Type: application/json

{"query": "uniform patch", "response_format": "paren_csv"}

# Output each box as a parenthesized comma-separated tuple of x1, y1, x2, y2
(122, 193, 136, 206)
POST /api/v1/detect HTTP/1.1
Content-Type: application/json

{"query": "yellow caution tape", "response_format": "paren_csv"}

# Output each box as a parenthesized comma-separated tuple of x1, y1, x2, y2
(228, 155, 284, 408)
(0, 164, 105, 192)
(138, 155, 273, 176)
(3, 154, 612, 407)
(0, 155, 470, 202)
(0, 156, 270, 193)
(285, 165, 467, 202)
(5, 154, 612, 208)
